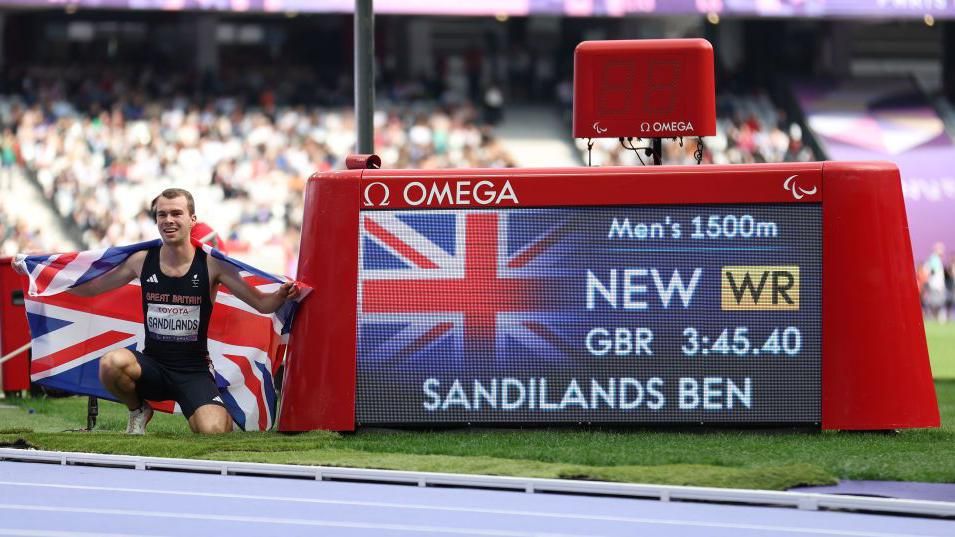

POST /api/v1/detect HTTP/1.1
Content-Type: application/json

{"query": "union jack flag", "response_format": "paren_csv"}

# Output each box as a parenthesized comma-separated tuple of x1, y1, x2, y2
(357, 210, 574, 374)
(15, 239, 307, 431)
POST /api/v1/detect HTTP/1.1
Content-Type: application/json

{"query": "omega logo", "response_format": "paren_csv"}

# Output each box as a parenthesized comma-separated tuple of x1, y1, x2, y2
(363, 180, 519, 207)
(640, 121, 695, 133)
(404, 180, 519, 206)
(363, 182, 391, 207)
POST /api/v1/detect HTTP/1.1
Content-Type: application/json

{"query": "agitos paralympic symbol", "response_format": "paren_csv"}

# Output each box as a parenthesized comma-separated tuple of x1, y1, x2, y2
(783, 175, 818, 200)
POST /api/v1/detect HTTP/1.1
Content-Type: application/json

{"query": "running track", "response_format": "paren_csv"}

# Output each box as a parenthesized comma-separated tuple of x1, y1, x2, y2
(0, 451, 953, 537)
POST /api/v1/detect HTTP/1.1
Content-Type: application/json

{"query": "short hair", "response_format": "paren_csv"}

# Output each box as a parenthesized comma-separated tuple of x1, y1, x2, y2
(151, 188, 195, 220)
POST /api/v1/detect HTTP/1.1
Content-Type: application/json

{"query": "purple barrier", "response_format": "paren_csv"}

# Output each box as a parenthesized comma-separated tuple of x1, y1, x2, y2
(797, 80, 955, 264)
(14, 0, 955, 17)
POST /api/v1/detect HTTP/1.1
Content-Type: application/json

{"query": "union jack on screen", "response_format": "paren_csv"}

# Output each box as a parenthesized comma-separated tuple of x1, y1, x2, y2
(15, 239, 306, 431)
(357, 210, 575, 372)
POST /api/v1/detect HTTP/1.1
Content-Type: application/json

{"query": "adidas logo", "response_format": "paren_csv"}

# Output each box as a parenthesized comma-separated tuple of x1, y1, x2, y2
(146, 274, 159, 284)
(213, 396, 223, 404)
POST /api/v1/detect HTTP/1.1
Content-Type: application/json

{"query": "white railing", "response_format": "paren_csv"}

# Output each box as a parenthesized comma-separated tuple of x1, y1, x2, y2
(1, 448, 952, 519)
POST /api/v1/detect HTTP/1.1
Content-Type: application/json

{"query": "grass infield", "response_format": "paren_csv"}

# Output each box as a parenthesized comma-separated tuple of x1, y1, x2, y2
(2, 322, 954, 490)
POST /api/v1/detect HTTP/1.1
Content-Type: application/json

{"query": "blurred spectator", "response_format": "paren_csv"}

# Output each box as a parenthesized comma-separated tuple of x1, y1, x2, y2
(483, 84, 504, 125)
(946, 258, 955, 322)
(0, 199, 54, 256)
(1, 128, 16, 190)
(923, 242, 948, 323)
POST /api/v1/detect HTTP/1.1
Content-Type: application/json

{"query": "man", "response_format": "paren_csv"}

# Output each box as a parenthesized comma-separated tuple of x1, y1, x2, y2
(58, 188, 298, 434)
(924, 242, 947, 323)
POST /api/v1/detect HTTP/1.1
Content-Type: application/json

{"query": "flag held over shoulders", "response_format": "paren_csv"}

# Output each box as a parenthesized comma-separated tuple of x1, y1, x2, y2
(14, 239, 310, 431)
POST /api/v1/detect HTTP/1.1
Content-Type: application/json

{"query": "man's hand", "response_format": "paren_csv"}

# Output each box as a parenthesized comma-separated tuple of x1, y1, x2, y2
(256, 281, 301, 314)
(11, 255, 28, 275)
(276, 281, 301, 302)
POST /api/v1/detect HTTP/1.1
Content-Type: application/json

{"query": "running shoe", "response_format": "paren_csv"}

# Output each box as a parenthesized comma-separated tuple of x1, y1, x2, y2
(126, 403, 153, 435)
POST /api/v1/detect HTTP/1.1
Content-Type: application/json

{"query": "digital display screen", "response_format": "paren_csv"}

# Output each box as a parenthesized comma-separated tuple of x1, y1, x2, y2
(356, 204, 821, 424)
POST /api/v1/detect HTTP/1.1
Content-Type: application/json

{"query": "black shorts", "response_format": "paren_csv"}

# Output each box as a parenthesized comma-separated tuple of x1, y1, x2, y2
(132, 351, 225, 419)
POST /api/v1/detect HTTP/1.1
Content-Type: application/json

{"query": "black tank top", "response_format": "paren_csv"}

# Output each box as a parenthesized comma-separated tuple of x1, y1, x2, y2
(140, 246, 213, 371)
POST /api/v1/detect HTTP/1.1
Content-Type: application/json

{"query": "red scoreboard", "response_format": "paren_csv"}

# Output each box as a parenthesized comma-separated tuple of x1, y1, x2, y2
(278, 161, 939, 432)
(573, 39, 716, 139)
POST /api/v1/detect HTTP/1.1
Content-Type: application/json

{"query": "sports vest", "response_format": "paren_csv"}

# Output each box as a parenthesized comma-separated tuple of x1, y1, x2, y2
(140, 246, 213, 371)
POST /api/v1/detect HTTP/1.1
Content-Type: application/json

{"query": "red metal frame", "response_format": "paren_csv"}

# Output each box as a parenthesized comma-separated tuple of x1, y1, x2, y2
(277, 161, 938, 432)
(278, 170, 362, 432)
(821, 162, 938, 429)
(0, 258, 30, 391)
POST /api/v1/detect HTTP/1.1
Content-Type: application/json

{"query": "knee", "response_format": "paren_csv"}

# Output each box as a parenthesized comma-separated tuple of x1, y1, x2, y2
(192, 409, 233, 435)
(100, 350, 135, 378)
(195, 420, 232, 435)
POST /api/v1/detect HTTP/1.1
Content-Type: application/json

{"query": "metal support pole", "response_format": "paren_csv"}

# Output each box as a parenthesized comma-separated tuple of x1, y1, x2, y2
(86, 396, 98, 431)
(652, 138, 662, 165)
(355, 0, 375, 154)
(0, 341, 30, 367)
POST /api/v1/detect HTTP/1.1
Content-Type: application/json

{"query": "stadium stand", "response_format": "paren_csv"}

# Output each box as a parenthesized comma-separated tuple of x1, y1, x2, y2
(2, 67, 820, 272)
(0, 12, 948, 290)
(3, 67, 517, 273)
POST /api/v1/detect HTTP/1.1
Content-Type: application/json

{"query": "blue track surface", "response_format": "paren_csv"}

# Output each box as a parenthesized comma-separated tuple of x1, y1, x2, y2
(791, 481, 955, 502)
(0, 460, 953, 536)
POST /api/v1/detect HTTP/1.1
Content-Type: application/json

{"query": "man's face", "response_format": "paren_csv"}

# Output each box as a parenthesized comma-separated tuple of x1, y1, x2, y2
(154, 195, 196, 245)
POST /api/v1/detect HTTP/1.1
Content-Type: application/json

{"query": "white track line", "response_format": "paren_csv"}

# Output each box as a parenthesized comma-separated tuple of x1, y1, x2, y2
(0, 501, 940, 537)
(0, 505, 600, 537)
(0, 531, 164, 537)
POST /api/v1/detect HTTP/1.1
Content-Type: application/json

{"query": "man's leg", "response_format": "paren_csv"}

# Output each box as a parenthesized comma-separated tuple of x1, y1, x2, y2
(176, 370, 233, 435)
(100, 349, 156, 435)
(98, 349, 143, 410)
(188, 405, 233, 434)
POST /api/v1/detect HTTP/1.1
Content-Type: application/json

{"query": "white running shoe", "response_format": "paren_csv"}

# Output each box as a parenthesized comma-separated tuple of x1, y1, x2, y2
(126, 403, 153, 435)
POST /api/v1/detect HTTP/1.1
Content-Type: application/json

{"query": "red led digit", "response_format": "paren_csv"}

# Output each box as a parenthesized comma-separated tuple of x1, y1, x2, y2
(596, 60, 637, 117)
(646, 60, 681, 115)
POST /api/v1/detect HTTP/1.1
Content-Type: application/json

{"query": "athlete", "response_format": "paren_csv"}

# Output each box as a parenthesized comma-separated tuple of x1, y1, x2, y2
(66, 188, 298, 434)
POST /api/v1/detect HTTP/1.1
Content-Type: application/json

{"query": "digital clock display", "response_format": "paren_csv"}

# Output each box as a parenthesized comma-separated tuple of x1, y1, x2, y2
(355, 204, 821, 424)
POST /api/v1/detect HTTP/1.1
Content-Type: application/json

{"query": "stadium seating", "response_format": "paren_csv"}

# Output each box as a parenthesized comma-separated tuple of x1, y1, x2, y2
(4, 68, 518, 273)
(5, 66, 816, 272)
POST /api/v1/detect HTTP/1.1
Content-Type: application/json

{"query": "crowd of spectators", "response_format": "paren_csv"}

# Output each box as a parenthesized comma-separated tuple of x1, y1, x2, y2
(574, 92, 816, 166)
(2, 127, 65, 257)
(0, 200, 52, 258)
(2, 63, 820, 274)
(1, 65, 515, 274)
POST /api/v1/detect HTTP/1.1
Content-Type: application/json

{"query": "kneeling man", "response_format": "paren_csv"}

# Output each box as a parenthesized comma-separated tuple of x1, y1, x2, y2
(68, 188, 298, 434)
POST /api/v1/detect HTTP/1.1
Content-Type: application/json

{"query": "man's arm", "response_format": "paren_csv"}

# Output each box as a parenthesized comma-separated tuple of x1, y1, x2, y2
(212, 257, 299, 314)
(68, 251, 146, 297)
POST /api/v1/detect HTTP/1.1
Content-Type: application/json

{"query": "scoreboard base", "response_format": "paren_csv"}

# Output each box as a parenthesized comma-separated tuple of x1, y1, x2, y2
(278, 161, 938, 432)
